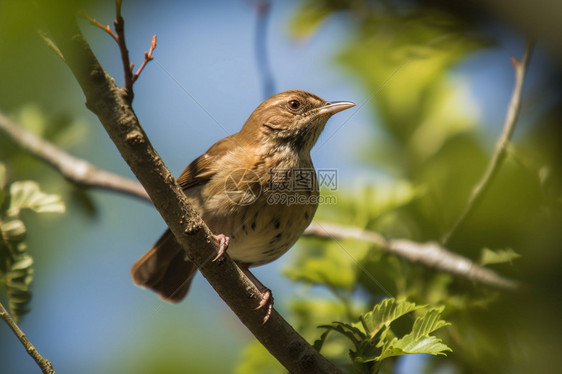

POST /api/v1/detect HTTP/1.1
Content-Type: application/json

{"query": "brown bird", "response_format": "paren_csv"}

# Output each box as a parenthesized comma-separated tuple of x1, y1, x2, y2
(131, 89, 354, 321)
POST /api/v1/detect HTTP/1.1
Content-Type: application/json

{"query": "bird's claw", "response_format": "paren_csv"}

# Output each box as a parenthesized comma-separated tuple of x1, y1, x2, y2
(255, 289, 274, 324)
(212, 234, 230, 262)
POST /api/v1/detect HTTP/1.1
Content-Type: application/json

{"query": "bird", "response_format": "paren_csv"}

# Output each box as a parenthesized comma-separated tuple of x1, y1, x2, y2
(131, 89, 355, 321)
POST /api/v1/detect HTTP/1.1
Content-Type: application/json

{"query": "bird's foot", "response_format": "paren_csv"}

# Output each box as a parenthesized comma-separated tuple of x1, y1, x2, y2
(212, 234, 230, 262)
(240, 265, 274, 324)
(255, 288, 274, 324)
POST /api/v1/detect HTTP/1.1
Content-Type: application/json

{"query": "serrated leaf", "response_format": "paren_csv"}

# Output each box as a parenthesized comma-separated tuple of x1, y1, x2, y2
(480, 248, 521, 266)
(370, 308, 451, 362)
(8, 181, 65, 216)
(313, 328, 332, 352)
(319, 322, 366, 349)
(374, 336, 451, 361)
(358, 298, 423, 338)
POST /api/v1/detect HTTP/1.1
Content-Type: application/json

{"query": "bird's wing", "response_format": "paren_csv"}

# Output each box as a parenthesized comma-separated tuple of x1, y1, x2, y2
(176, 135, 236, 190)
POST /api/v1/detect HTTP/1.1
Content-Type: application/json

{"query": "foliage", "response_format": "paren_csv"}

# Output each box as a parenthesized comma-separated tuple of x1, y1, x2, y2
(315, 298, 450, 373)
(0, 164, 65, 321)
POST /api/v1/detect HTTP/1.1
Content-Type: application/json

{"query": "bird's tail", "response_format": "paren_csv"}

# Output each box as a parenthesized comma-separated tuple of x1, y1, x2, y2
(131, 229, 196, 303)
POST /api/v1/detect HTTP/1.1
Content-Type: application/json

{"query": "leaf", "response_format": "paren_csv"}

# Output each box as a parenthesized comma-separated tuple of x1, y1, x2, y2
(375, 336, 451, 361)
(6, 253, 34, 323)
(358, 298, 423, 339)
(7, 181, 65, 217)
(373, 308, 451, 362)
(480, 248, 521, 266)
(313, 328, 332, 352)
(1, 219, 27, 242)
(11, 254, 33, 271)
(320, 321, 367, 349)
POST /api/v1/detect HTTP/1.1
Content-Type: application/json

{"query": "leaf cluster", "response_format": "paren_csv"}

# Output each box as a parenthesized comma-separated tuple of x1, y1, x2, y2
(315, 298, 451, 374)
(0, 164, 65, 321)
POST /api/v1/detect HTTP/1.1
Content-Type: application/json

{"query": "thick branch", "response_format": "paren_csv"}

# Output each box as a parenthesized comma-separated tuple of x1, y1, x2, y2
(0, 301, 55, 374)
(42, 7, 340, 374)
(442, 39, 535, 244)
(0, 111, 149, 202)
(0, 111, 517, 290)
(304, 222, 518, 290)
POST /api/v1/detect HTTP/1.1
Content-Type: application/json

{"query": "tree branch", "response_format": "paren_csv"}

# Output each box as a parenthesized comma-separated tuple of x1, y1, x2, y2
(441, 39, 535, 244)
(0, 111, 150, 202)
(304, 222, 518, 290)
(41, 6, 340, 373)
(0, 301, 55, 374)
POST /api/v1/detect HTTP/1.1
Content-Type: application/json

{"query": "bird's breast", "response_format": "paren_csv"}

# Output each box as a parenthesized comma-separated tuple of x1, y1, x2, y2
(190, 149, 319, 266)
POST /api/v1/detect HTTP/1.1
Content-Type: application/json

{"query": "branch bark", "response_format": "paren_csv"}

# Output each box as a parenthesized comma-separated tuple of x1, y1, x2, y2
(0, 301, 55, 374)
(0, 111, 149, 202)
(41, 6, 340, 374)
(0, 110, 517, 291)
(304, 222, 518, 290)
(441, 39, 535, 244)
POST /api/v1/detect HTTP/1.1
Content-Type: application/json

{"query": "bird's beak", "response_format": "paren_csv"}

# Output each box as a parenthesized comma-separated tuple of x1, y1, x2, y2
(317, 101, 356, 116)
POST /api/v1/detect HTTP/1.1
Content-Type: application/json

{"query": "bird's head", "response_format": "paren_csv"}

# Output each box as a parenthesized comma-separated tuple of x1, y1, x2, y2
(238, 90, 355, 155)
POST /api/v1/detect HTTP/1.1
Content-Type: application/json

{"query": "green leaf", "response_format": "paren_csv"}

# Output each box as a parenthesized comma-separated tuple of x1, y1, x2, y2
(357, 298, 423, 339)
(373, 308, 451, 362)
(7, 181, 65, 217)
(480, 248, 521, 266)
(11, 254, 33, 271)
(6, 253, 34, 322)
(313, 328, 332, 352)
(0, 219, 27, 242)
(375, 336, 451, 361)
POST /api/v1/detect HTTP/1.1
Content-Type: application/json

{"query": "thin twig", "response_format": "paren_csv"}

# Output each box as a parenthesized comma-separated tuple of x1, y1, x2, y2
(304, 222, 518, 290)
(80, 1, 155, 100)
(78, 11, 119, 42)
(0, 109, 516, 289)
(113, 16, 134, 97)
(0, 301, 55, 374)
(131, 35, 157, 84)
(254, 0, 275, 99)
(0, 111, 150, 202)
(442, 39, 535, 244)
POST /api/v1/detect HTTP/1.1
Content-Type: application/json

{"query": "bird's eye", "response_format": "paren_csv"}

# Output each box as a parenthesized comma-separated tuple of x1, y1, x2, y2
(288, 100, 301, 110)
